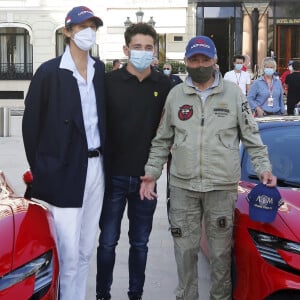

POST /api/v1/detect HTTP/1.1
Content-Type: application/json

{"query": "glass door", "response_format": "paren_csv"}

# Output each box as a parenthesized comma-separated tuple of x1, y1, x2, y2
(276, 25, 300, 75)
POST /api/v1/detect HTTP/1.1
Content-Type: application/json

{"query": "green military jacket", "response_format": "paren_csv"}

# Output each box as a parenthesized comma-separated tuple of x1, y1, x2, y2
(145, 75, 272, 192)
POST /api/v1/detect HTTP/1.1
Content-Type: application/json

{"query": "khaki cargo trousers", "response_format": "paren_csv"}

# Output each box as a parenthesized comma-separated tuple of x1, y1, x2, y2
(168, 185, 236, 300)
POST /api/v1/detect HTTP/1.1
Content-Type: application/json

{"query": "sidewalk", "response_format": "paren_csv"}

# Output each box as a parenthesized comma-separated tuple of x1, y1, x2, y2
(0, 115, 211, 300)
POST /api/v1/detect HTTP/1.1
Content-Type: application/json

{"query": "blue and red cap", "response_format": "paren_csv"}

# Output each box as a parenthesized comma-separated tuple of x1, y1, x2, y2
(247, 183, 283, 223)
(185, 36, 217, 59)
(65, 6, 103, 27)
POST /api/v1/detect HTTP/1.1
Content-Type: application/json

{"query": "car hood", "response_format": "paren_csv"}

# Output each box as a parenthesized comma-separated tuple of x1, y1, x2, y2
(0, 171, 29, 277)
(277, 187, 300, 240)
(239, 181, 300, 240)
(0, 203, 14, 276)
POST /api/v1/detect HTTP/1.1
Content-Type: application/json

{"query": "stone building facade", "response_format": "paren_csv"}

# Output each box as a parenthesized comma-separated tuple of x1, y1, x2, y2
(0, 0, 299, 106)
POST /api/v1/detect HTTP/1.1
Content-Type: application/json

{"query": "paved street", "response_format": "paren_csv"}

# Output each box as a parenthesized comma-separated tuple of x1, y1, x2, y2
(0, 115, 211, 300)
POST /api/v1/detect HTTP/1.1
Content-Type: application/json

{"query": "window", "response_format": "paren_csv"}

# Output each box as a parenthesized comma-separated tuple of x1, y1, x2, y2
(174, 36, 183, 42)
(0, 27, 33, 80)
(56, 28, 65, 57)
(0, 91, 24, 99)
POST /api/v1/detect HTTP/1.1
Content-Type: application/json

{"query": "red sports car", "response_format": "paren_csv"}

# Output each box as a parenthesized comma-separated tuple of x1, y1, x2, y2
(0, 170, 59, 300)
(233, 116, 300, 300)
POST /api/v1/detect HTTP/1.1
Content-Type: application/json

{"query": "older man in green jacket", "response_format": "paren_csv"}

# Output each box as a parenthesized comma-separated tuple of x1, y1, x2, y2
(140, 36, 277, 300)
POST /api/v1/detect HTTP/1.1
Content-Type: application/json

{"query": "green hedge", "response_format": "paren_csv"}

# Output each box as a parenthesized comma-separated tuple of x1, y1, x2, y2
(105, 62, 113, 72)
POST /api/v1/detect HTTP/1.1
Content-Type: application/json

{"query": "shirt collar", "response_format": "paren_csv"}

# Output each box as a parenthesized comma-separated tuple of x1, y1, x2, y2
(59, 45, 95, 72)
(120, 64, 161, 82)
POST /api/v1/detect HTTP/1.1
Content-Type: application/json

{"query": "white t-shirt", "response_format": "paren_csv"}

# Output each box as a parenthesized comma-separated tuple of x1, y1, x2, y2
(224, 70, 251, 95)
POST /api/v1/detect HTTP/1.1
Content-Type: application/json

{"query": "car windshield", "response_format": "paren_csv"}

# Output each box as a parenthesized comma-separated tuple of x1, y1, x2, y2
(243, 126, 300, 187)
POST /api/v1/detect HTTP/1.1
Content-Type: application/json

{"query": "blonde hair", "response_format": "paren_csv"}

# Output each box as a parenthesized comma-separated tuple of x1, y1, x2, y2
(261, 57, 277, 70)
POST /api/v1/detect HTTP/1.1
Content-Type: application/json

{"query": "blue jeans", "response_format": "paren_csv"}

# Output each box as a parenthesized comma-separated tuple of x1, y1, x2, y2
(96, 176, 157, 298)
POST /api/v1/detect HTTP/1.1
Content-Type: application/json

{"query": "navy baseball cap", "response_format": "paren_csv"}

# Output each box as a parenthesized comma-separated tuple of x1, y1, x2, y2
(65, 6, 103, 27)
(288, 60, 294, 66)
(185, 36, 217, 59)
(247, 183, 283, 223)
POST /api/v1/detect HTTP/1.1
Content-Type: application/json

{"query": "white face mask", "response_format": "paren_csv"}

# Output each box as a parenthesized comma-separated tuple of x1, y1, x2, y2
(288, 65, 293, 72)
(73, 27, 96, 51)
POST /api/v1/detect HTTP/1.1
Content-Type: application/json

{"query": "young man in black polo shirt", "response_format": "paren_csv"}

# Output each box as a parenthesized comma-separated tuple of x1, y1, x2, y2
(96, 23, 171, 300)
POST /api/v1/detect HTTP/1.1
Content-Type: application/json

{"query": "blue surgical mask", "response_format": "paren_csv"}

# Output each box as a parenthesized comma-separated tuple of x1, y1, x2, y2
(264, 68, 275, 76)
(163, 69, 171, 76)
(235, 63, 243, 71)
(129, 50, 153, 72)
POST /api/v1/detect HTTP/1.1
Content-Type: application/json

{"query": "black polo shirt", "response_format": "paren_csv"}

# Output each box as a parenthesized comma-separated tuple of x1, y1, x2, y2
(285, 72, 300, 103)
(105, 66, 171, 176)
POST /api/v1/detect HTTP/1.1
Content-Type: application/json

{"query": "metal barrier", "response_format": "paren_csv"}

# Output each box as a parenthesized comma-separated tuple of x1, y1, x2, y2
(0, 107, 11, 137)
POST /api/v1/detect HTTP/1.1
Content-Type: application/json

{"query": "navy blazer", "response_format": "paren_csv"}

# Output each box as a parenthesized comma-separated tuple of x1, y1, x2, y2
(22, 56, 106, 207)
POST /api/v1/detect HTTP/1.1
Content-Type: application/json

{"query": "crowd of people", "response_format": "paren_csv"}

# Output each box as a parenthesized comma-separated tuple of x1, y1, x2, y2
(22, 5, 298, 300)
(113, 54, 299, 117)
(111, 57, 183, 88)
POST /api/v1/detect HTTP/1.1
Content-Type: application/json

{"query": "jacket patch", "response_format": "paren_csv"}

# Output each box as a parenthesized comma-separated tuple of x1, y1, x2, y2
(178, 104, 193, 121)
(241, 101, 251, 115)
(171, 227, 182, 237)
(213, 103, 230, 117)
(217, 216, 227, 228)
(213, 108, 230, 117)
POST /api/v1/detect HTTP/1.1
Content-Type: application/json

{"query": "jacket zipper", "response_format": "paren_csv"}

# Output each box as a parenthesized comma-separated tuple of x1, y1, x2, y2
(200, 102, 205, 181)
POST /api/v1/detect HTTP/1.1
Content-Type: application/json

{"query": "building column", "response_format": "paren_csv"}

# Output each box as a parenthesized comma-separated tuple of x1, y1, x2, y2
(257, 12, 268, 70)
(242, 12, 252, 70)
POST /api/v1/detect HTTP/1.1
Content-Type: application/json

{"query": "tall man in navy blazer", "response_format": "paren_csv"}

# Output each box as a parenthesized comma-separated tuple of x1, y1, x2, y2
(22, 6, 106, 300)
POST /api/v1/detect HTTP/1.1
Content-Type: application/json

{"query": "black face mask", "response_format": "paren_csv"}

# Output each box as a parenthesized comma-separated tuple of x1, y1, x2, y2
(186, 65, 215, 83)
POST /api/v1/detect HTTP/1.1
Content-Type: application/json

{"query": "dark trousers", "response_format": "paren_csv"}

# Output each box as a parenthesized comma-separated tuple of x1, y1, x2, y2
(96, 176, 157, 298)
(287, 99, 298, 115)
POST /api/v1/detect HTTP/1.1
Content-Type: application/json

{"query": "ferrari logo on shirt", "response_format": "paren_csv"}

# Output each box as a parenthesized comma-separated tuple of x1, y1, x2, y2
(154, 91, 158, 97)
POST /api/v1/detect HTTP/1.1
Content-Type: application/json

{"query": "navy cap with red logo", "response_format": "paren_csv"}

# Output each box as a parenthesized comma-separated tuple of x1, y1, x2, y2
(185, 36, 217, 59)
(65, 6, 103, 27)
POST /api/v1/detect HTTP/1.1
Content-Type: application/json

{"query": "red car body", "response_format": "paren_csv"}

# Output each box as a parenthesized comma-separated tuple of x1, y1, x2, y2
(0, 171, 59, 300)
(234, 181, 300, 300)
(199, 116, 300, 300)
(233, 116, 300, 300)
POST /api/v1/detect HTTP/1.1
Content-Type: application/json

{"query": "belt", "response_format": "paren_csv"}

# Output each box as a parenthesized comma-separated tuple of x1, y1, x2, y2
(88, 147, 102, 158)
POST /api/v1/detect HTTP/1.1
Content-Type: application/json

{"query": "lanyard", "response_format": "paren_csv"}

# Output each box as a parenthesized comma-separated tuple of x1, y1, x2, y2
(264, 76, 273, 97)
(235, 71, 241, 85)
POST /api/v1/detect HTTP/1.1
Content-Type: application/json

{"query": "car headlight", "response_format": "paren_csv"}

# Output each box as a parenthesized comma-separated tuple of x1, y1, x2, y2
(249, 229, 300, 274)
(0, 250, 53, 296)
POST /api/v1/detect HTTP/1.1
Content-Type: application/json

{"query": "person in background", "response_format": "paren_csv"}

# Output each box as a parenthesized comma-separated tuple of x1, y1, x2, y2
(224, 54, 251, 95)
(281, 60, 293, 95)
(22, 6, 106, 300)
(285, 60, 300, 115)
(139, 35, 277, 300)
(241, 53, 251, 71)
(247, 57, 285, 117)
(112, 59, 122, 71)
(96, 22, 171, 300)
(163, 62, 183, 88)
(151, 57, 159, 71)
